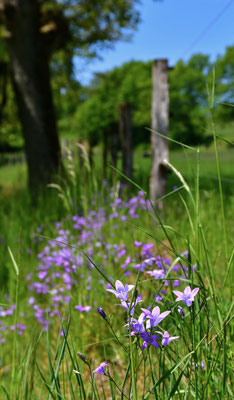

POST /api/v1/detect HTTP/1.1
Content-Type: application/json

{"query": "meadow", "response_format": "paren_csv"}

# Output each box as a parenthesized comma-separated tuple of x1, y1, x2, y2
(0, 139, 233, 399)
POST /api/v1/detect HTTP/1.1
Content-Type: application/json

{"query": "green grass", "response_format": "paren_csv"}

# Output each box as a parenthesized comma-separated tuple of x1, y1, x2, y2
(1, 147, 233, 192)
(0, 162, 26, 191)
(0, 139, 233, 399)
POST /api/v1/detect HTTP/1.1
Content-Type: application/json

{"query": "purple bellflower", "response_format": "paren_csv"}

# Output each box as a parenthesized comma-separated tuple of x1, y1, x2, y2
(178, 305, 185, 317)
(146, 269, 165, 279)
(131, 313, 145, 334)
(173, 286, 199, 306)
(140, 332, 159, 350)
(157, 331, 179, 346)
(141, 306, 171, 328)
(106, 280, 134, 302)
(92, 361, 108, 375)
(75, 305, 91, 313)
(192, 361, 205, 370)
(118, 295, 142, 316)
(143, 257, 156, 266)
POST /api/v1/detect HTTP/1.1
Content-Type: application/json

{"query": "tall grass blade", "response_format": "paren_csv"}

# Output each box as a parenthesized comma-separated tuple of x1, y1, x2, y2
(143, 352, 194, 399)
(8, 246, 19, 276)
(1, 386, 10, 400)
(146, 128, 197, 151)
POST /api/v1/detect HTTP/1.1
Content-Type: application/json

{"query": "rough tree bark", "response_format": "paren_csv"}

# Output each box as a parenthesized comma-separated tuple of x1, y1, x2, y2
(150, 59, 169, 203)
(2, 0, 61, 193)
(118, 102, 133, 180)
(0, 62, 8, 125)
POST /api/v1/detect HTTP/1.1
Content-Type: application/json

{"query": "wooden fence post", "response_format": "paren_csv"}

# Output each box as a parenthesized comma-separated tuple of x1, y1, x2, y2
(118, 102, 133, 180)
(150, 59, 169, 203)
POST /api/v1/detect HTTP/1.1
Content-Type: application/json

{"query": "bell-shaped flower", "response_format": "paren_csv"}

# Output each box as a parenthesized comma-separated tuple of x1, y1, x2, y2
(140, 332, 159, 350)
(141, 306, 171, 328)
(117, 295, 143, 316)
(131, 313, 146, 334)
(106, 280, 134, 302)
(92, 362, 108, 375)
(156, 330, 179, 346)
(173, 286, 199, 306)
(146, 269, 165, 279)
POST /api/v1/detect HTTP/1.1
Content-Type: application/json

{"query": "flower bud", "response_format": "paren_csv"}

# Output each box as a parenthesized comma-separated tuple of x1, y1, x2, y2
(97, 306, 107, 320)
(178, 306, 185, 318)
(77, 352, 88, 363)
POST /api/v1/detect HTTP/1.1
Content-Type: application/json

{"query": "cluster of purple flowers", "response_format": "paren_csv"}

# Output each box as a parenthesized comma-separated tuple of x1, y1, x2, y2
(1, 188, 199, 349)
(0, 300, 26, 343)
(26, 185, 198, 332)
(93, 277, 199, 375)
(105, 280, 179, 351)
(25, 190, 154, 329)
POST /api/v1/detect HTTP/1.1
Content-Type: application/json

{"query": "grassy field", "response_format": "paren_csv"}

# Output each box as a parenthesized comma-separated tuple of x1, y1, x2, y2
(1, 146, 234, 190)
(0, 142, 233, 399)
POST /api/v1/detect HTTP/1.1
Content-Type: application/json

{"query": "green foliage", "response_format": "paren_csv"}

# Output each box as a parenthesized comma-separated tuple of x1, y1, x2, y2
(169, 54, 212, 146)
(0, 40, 22, 148)
(59, 0, 140, 57)
(74, 95, 109, 144)
(74, 60, 152, 145)
(73, 47, 234, 148)
(0, 0, 141, 147)
(0, 74, 23, 149)
(0, 139, 233, 398)
(213, 46, 234, 122)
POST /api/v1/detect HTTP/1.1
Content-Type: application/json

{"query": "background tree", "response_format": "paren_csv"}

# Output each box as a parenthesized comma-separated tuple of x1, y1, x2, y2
(212, 45, 234, 123)
(75, 60, 152, 145)
(0, 0, 140, 193)
(74, 54, 220, 154)
(0, 38, 22, 151)
(169, 54, 212, 146)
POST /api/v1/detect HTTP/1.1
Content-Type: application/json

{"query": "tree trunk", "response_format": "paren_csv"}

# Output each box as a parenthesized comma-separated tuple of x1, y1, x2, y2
(150, 59, 169, 204)
(3, 0, 61, 193)
(118, 102, 133, 180)
(0, 62, 8, 125)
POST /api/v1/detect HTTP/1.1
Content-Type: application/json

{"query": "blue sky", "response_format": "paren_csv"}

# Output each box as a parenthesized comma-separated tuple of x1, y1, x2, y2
(75, 0, 234, 84)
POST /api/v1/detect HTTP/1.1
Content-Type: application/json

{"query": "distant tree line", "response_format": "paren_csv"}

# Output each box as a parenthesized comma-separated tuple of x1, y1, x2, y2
(74, 46, 234, 150)
(1, 45, 233, 155)
(0, 0, 233, 196)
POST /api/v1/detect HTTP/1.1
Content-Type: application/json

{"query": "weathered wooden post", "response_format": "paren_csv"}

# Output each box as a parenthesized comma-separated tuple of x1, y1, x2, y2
(150, 59, 169, 203)
(118, 102, 133, 180)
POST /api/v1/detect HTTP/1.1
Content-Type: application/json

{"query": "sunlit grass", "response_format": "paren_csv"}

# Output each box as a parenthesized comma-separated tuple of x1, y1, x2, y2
(0, 137, 233, 398)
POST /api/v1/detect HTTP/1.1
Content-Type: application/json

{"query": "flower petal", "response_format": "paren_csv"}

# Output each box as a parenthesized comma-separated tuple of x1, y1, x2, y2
(115, 280, 124, 291)
(191, 287, 199, 297)
(141, 308, 151, 316)
(142, 341, 148, 350)
(155, 330, 163, 336)
(173, 290, 183, 297)
(106, 289, 118, 296)
(152, 306, 160, 316)
(159, 310, 171, 321)
(168, 336, 179, 342)
(184, 286, 191, 294)
(100, 362, 108, 367)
